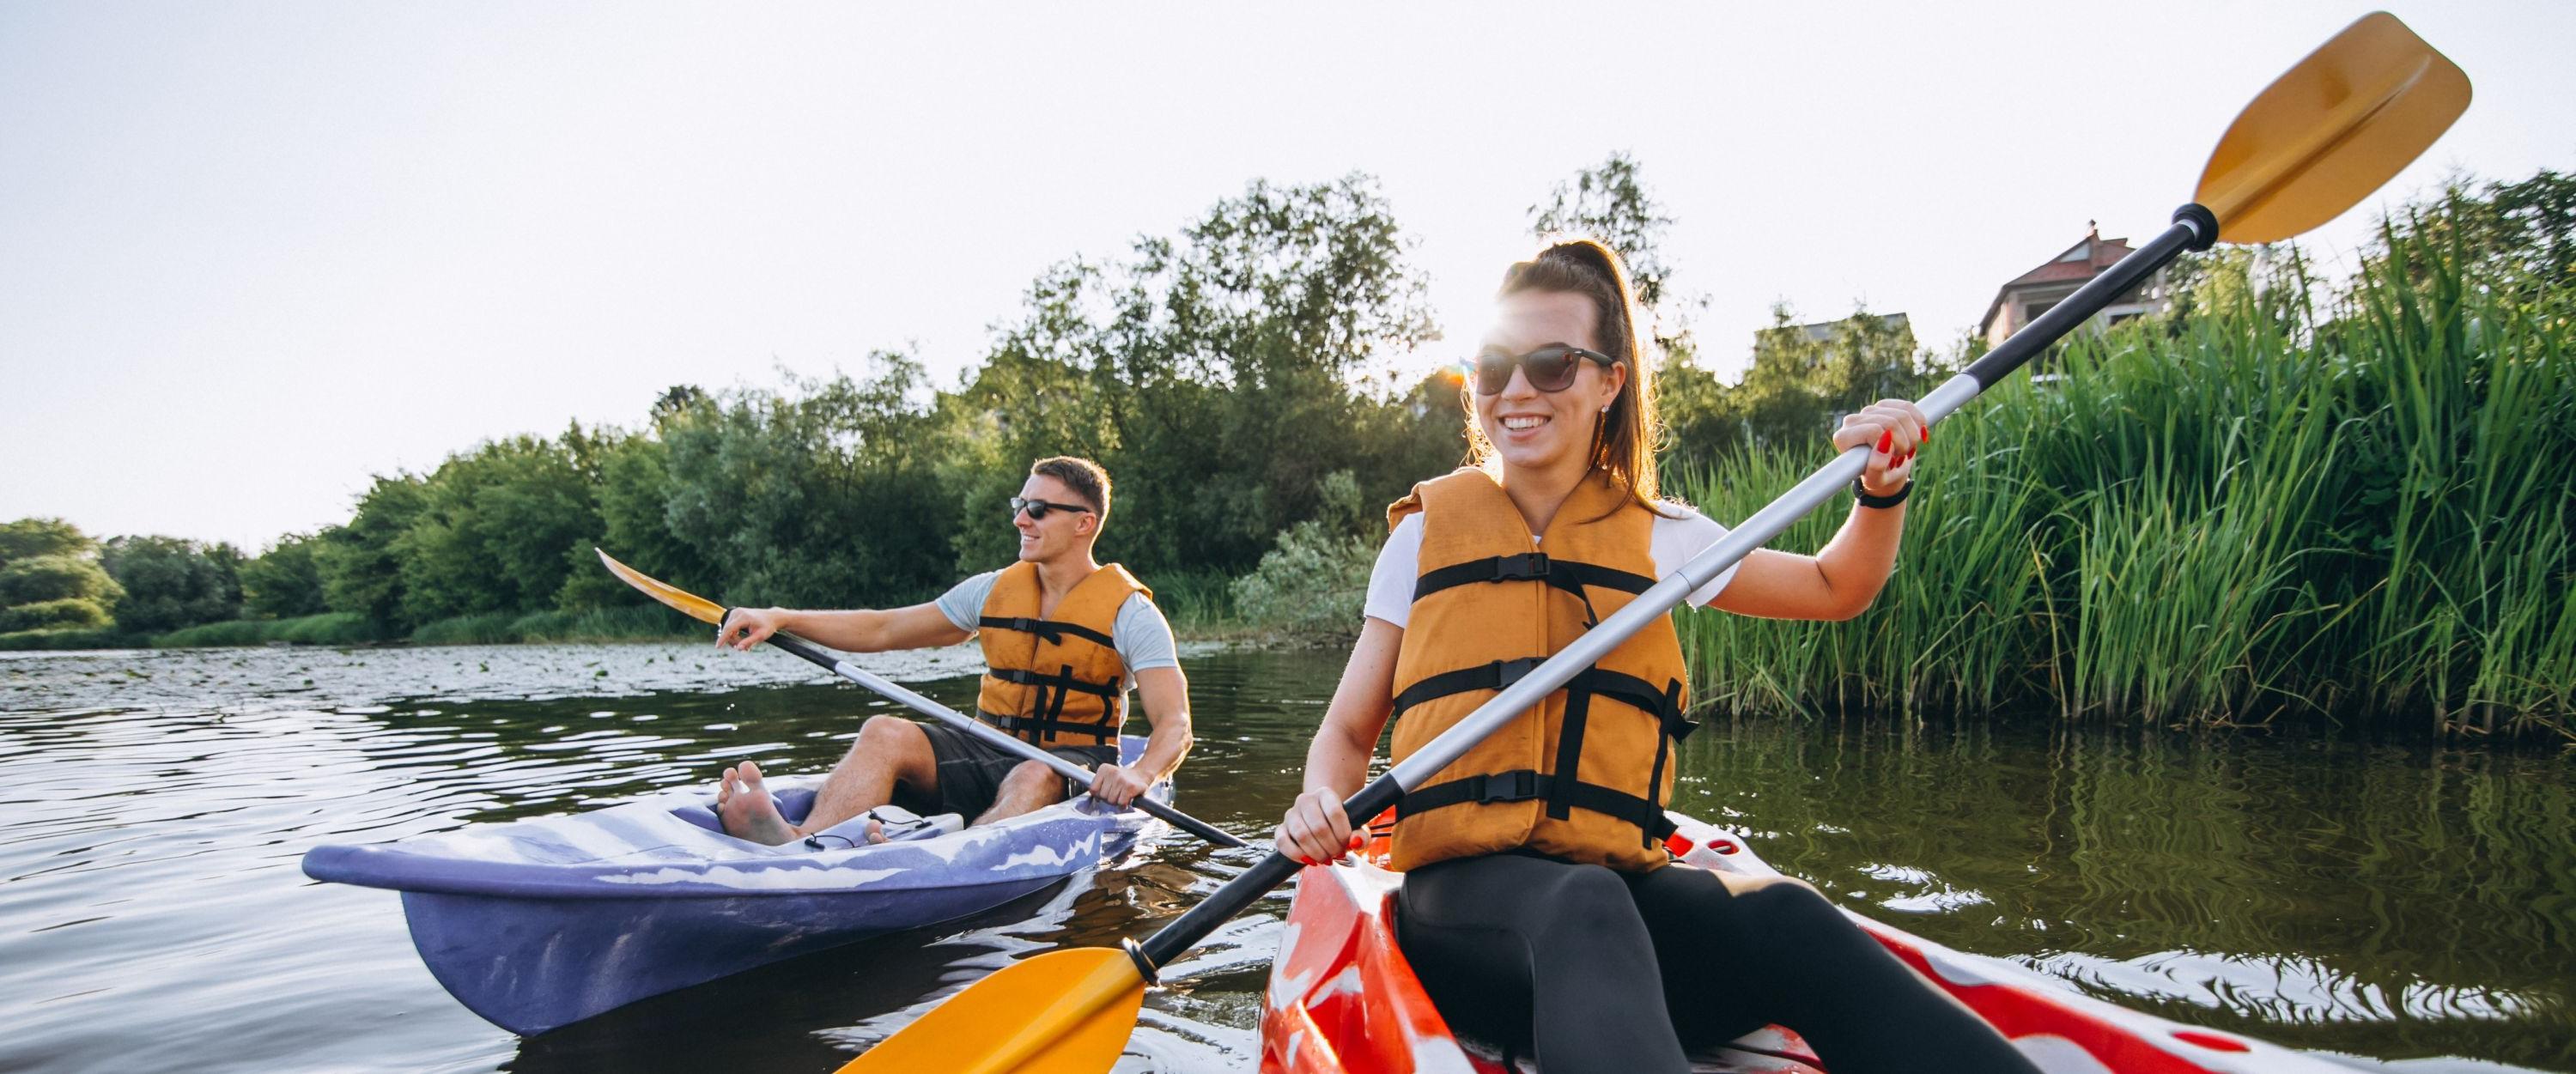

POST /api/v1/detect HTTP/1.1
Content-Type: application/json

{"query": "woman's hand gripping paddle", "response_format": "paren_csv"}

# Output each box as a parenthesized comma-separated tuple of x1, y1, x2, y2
(595, 549, 1250, 850)
(829, 11, 2469, 1072)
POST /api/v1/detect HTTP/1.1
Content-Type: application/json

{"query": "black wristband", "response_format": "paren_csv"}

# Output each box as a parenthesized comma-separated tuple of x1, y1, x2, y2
(1852, 477, 1911, 509)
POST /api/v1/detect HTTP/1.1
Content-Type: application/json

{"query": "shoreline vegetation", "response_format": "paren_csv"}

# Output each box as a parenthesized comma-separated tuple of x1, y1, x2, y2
(5, 161, 2567, 739)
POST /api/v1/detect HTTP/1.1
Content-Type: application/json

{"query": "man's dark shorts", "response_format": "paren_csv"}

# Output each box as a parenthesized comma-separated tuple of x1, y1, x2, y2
(898, 721, 1117, 820)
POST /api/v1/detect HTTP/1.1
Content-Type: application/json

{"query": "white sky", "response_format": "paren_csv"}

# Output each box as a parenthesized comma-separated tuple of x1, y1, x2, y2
(4, 2, 2570, 550)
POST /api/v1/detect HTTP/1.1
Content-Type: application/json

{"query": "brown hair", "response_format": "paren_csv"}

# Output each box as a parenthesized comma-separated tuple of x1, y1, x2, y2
(1467, 239, 1668, 518)
(1030, 456, 1112, 523)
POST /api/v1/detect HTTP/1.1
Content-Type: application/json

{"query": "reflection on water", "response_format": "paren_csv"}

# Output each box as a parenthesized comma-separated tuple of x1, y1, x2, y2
(0, 643, 2568, 1072)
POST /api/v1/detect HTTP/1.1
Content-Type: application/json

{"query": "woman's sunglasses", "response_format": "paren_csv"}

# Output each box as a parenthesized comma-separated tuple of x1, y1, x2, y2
(1011, 496, 1094, 521)
(1473, 344, 1617, 395)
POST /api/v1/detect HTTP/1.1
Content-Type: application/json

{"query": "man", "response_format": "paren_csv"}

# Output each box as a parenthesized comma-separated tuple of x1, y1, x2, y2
(711, 456, 1192, 845)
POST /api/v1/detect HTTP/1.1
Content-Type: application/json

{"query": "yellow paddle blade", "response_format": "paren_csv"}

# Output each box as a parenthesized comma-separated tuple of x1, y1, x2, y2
(594, 548, 727, 626)
(2196, 10, 2470, 244)
(832, 947, 1148, 1074)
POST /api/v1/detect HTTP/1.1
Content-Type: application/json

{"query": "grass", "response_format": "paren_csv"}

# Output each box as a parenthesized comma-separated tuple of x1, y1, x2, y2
(406, 604, 698, 645)
(0, 628, 149, 651)
(1669, 228, 2573, 737)
(151, 612, 386, 648)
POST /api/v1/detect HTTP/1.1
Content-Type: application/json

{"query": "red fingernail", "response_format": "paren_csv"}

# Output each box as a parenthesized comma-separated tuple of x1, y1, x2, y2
(1877, 430, 1893, 452)
(1922, 425, 1932, 443)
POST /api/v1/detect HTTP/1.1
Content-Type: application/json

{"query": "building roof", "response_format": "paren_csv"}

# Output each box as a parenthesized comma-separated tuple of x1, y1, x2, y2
(1980, 224, 2136, 334)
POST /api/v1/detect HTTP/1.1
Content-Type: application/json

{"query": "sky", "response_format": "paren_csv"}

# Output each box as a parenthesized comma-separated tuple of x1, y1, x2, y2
(3, 2, 2570, 550)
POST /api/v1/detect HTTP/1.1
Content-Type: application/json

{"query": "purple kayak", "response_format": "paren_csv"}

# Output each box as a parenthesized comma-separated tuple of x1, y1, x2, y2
(301, 736, 1172, 1035)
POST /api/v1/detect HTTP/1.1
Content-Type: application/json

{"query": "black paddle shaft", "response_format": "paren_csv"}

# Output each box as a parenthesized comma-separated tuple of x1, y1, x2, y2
(1127, 203, 2221, 977)
(744, 625, 1249, 849)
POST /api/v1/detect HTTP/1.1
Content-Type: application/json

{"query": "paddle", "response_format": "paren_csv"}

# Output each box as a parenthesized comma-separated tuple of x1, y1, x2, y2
(595, 549, 1250, 850)
(831, 12, 2469, 1072)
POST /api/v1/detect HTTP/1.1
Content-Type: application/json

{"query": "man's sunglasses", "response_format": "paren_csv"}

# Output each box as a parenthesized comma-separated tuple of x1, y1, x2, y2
(1011, 496, 1095, 521)
(1473, 344, 1617, 395)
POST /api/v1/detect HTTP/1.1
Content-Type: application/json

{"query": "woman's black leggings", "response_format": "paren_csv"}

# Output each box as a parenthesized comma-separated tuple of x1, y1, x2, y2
(1394, 853, 2041, 1074)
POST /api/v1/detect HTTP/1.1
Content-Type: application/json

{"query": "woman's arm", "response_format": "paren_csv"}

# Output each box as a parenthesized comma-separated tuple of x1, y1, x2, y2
(1274, 616, 1403, 865)
(1705, 399, 1927, 622)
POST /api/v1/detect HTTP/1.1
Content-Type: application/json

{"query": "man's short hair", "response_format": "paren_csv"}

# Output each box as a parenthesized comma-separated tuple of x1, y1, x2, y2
(1030, 456, 1111, 523)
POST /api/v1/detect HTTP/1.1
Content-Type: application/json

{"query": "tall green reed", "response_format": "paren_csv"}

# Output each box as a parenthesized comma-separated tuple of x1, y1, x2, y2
(1670, 228, 2571, 737)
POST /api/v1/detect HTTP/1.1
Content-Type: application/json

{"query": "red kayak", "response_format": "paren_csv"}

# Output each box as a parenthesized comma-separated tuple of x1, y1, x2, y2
(1261, 810, 2351, 1073)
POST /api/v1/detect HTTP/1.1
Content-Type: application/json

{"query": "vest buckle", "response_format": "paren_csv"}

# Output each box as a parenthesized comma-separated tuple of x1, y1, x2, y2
(1474, 769, 1542, 804)
(1492, 552, 1550, 580)
(1493, 657, 1544, 688)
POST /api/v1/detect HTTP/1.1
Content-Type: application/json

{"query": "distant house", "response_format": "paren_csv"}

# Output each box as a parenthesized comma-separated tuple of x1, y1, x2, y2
(1979, 223, 2169, 349)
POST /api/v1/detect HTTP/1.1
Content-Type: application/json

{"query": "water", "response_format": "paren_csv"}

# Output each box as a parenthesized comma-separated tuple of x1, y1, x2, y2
(0, 643, 2568, 1072)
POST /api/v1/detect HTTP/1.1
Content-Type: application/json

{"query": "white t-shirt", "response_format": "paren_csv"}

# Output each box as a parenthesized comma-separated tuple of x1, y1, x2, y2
(1362, 504, 1740, 629)
(935, 570, 1181, 677)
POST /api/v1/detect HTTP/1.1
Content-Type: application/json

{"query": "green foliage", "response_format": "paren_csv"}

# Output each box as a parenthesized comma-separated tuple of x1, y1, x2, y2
(406, 605, 696, 646)
(100, 535, 243, 634)
(956, 174, 1455, 579)
(1230, 471, 1380, 644)
(659, 357, 962, 608)
(2, 597, 112, 632)
(0, 627, 138, 651)
(395, 432, 603, 623)
(240, 533, 328, 618)
(153, 611, 386, 648)
(317, 476, 427, 625)
(0, 517, 94, 564)
(0, 554, 123, 608)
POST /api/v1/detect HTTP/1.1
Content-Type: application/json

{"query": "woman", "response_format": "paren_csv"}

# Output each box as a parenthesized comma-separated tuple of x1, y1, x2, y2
(1273, 240, 2038, 1073)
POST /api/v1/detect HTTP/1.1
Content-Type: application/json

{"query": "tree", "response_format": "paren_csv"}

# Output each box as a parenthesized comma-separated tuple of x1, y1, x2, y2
(956, 173, 1449, 579)
(240, 533, 329, 619)
(317, 476, 428, 626)
(0, 518, 93, 564)
(100, 536, 244, 634)
(662, 356, 966, 608)
(0, 518, 118, 634)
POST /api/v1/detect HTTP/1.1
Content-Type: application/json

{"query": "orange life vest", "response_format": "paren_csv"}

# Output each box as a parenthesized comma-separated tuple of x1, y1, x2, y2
(973, 561, 1149, 749)
(1386, 468, 1694, 873)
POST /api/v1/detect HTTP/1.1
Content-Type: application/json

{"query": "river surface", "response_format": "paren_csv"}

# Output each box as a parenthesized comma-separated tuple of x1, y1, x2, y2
(0, 642, 2569, 1073)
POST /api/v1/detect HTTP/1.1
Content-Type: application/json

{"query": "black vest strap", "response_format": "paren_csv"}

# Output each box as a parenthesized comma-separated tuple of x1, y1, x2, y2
(977, 708, 1119, 743)
(1395, 768, 1679, 841)
(1412, 552, 1657, 609)
(978, 615, 1116, 650)
(989, 665, 1121, 700)
(1393, 662, 1694, 742)
(986, 665, 1122, 744)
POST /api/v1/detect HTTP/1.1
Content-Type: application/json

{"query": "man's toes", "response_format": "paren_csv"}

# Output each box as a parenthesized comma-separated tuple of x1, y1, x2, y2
(863, 819, 887, 845)
(738, 760, 765, 786)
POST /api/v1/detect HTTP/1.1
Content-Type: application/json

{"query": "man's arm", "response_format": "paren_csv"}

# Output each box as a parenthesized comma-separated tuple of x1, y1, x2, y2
(718, 603, 971, 653)
(1087, 664, 1190, 806)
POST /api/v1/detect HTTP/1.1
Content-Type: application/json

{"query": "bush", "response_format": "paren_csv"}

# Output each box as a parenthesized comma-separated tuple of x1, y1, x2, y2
(1230, 471, 1379, 645)
(0, 628, 142, 651)
(3, 597, 112, 632)
(1230, 522, 1376, 644)
(0, 555, 122, 608)
(409, 612, 525, 646)
(153, 612, 386, 649)
(0, 518, 93, 563)
(101, 536, 242, 634)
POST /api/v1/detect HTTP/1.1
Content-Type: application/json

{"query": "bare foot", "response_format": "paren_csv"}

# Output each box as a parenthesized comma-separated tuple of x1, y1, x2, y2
(717, 762, 800, 846)
(864, 818, 887, 845)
